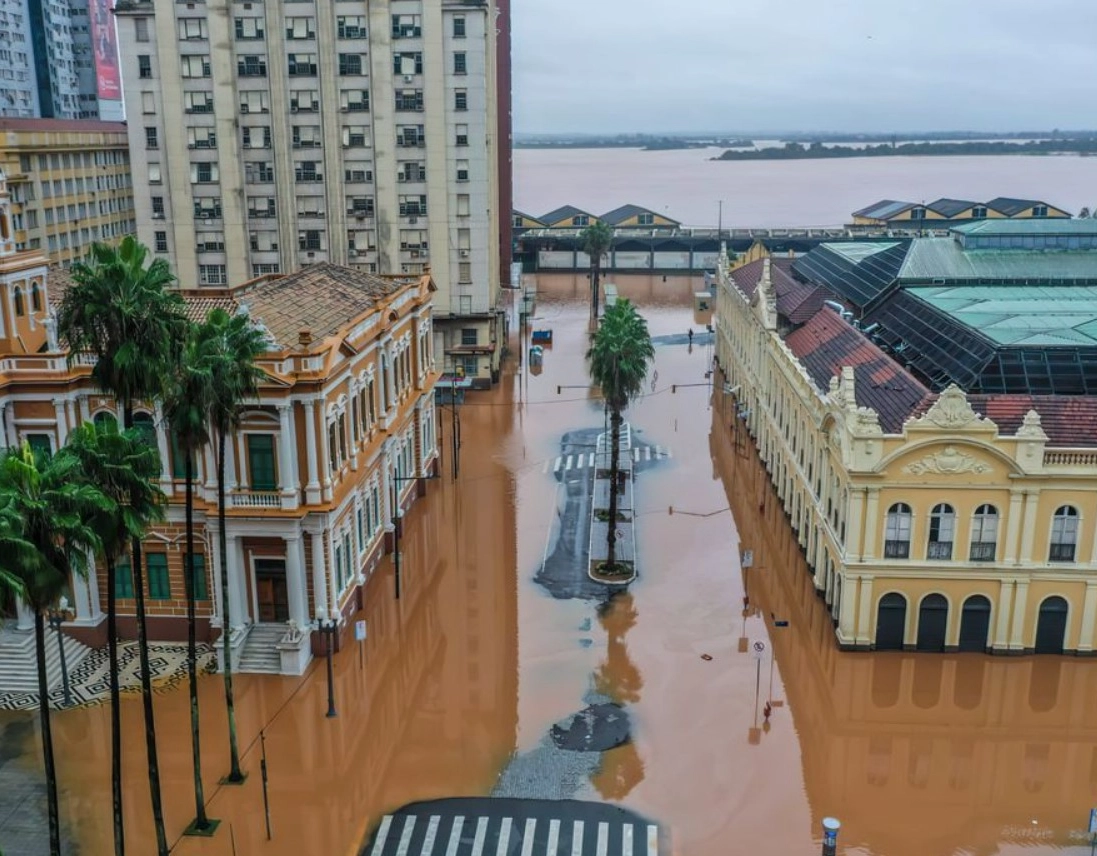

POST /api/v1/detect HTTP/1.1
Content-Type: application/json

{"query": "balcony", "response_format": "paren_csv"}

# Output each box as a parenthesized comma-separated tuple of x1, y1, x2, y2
(926, 541, 952, 560)
(1049, 543, 1076, 562)
(968, 541, 996, 562)
(883, 540, 910, 559)
(229, 490, 281, 509)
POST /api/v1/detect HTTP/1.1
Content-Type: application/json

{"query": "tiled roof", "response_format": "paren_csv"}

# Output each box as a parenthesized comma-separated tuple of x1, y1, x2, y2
(45, 266, 75, 307)
(985, 197, 1044, 216)
(728, 258, 838, 324)
(926, 198, 977, 217)
(599, 203, 680, 226)
(540, 205, 595, 224)
(851, 200, 914, 220)
(785, 309, 930, 433)
(911, 393, 1097, 447)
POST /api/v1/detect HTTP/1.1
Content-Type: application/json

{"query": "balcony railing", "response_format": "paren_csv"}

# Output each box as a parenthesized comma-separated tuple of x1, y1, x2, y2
(1049, 543, 1077, 562)
(884, 540, 910, 559)
(969, 541, 996, 562)
(229, 490, 281, 509)
(926, 541, 952, 560)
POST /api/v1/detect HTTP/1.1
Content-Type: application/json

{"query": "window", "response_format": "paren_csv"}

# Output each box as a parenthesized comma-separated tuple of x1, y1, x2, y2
(397, 125, 425, 147)
(154, 231, 167, 252)
(338, 53, 364, 76)
(345, 164, 372, 183)
(235, 17, 264, 39)
(454, 89, 467, 111)
(293, 125, 321, 148)
(638, 213, 654, 226)
(180, 55, 211, 78)
(290, 90, 319, 112)
(394, 52, 423, 75)
(298, 229, 323, 251)
(457, 194, 470, 216)
(243, 126, 272, 149)
(152, 196, 165, 217)
(193, 197, 222, 219)
(147, 553, 170, 600)
(458, 262, 472, 283)
(391, 14, 421, 38)
(338, 16, 367, 39)
(399, 195, 425, 217)
(399, 162, 425, 182)
(252, 264, 281, 276)
(190, 162, 220, 183)
(184, 91, 213, 113)
(288, 53, 317, 76)
(170, 432, 197, 478)
(455, 124, 468, 146)
(453, 52, 466, 74)
(247, 434, 277, 490)
(343, 125, 369, 147)
(145, 126, 158, 149)
(395, 89, 423, 111)
(286, 17, 315, 39)
(456, 159, 469, 182)
(884, 503, 912, 559)
(199, 264, 227, 286)
(1033, 205, 1049, 217)
(13, 287, 24, 316)
(452, 16, 465, 37)
(461, 328, 477, 346)
(178, 18, 208, 40)
(115, 555, 134, 598)
(972, 206, 987, 219)
(138, 55, 152, 77)
(132, 412, 156, 448)
(910, 207, 926, 220)
(25, 433, 51, 461)
(340, 89, 369, 112)
(927, 504, 954, 560)
(245, 162, 274, 184)
(969, 504, 998, 561)
(141, 91, 155, 114)
(294, 160, 321, 182)
(327, 422, 338, 471)
(134, 18, 149, 42)
(237, 55, 267, 77)
(240, 90, 269, 114)
(347, 196, 375, 217)
(1050, 506, 1079, 561)
(185, 553, 207, 600)
(572, 215, 589, 227)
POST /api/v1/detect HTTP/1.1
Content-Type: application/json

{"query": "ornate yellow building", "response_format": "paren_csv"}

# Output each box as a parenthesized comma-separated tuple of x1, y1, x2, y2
(715, 227, 1097, 655)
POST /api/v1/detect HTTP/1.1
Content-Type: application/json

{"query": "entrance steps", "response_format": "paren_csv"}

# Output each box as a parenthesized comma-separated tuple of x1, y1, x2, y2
(236, 623, 286, 674)
(0, 621, 93, 693)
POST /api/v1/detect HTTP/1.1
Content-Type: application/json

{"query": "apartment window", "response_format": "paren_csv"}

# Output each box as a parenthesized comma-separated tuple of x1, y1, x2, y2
(395, 89, 423, 111)
(141, 91, 155, 114)
(337, 16, 366, 38)
(454, 89, 467, 111)
(397, 125, 425, 147)
(340, 89, 369, 112)
(457, 194, 470, 216)
(237, 55, 267, 77)
(347, 196, 375, 218)
(151, 196, 164, 217)
(290, 90, 319, 112)
(344, 163, 372, 183)
(115, 555, 134, 598)
(399, 162, 425, 182)
(180, 55, 211, 78)
(455, 124, 468, 146)
(286, 17, 315, 39)
(638, 213, 654, 226)
(147, 553, 170, 600)
(134, 18, 149, 42)
(884, 503, 912, 559)
(242, 126, 272, 149)
(187, 127, 217, 149)
(292, 125, 322, 148)
(250, 229, 278, 251)
(184, 91, 213, 113)
(193, 196, 222, 219)
(969, 504, 998, 561)
(288, 53, 317, 76)
(456, 159, 469, 182)
(145, 126, 158, 149)
(240, 90, 269, 113)
(252, 264, 280, 276)
(342, 125, 368, 148)
(298, 230, 323, 251)
(247, 434, 277, 490)
(25, 433, 50, 459)
(178, 18, 208, 40)
(398, 195, 425, 217)
(452, 16, 465, 38)
(399, 229, 426, 250)
(199, 264, 227, 285)
(338, 53, 364, 76)
(296, 196, 324, 218)
(458, 228, 471, 250)
(148, 163, 162, 184)
(391, 14, 421, 38)
(458, 262, 472, 283)
(138, 55, 152, 78)
(460, 328, 477, 346)
(1050, 506, 1079, 561)
(235, 17, 264, 39)
(927, 503, 954, 560)
(185, 554, 207, 601)
(190, 162, 220, 183)
(394, 52, 423, 75)
(348, 230, 374, 252)
(294, 160, 321, 182)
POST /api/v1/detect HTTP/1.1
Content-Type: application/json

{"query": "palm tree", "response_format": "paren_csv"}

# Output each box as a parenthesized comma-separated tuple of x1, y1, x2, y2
(56, 235, 186, 856)
(61, 417, 165, 856)
(0, 444, 107, 856)
(581, 221, 613, 322)
(204, 308, 268, 784)
(587, 299, 654, 571)
(162, 320, 218, 834)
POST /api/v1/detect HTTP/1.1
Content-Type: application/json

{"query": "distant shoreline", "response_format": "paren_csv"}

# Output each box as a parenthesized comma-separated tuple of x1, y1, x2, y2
(713, 139, 1097, 161)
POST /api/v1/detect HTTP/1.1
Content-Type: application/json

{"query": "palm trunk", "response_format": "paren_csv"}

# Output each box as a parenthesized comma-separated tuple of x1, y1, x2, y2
(608, 406, 621, 569)
(34, 610, 62, 856)
(217, 428, 244, 782)
(106, 556, 124, 856)
(590, 258, 601, 322)
(184, 452, 210, 831)
(123, 403, 168, 856)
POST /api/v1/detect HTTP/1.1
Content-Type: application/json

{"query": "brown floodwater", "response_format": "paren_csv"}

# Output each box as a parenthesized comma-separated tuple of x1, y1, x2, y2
(4, 274, 1097, 856)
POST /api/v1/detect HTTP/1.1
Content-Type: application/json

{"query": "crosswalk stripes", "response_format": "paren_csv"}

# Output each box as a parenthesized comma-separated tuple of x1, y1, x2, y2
(544, 446, 672, 475)
(367, 813, 661, 855)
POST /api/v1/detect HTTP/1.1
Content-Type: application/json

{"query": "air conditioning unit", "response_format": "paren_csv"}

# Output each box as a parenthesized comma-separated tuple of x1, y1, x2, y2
(459, 249, 469, 258)
(307, 251, 315, 257)
(403, 74, 413, 83)
(349, 250, 358, 258)
(290, 105, 298, 113)
(340, 106, 348, 112)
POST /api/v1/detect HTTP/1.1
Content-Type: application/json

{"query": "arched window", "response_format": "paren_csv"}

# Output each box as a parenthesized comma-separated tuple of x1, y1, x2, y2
(92, 411, 117, 432)
(13, 286, 24, 316)
(884, 503, 912, 559)
(1050, 506, 1079, 562)
(969, 504, 998, 561)
(30, 282, 41, 312)
(927, 503, 955, 560)
(131, 411, 156, 447)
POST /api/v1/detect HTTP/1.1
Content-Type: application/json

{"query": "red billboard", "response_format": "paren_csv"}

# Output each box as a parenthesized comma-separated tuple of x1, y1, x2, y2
(89, 0, 122, 101)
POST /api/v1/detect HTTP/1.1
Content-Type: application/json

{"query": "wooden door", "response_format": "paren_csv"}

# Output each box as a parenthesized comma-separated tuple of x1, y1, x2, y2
(255, 559, 289, 622)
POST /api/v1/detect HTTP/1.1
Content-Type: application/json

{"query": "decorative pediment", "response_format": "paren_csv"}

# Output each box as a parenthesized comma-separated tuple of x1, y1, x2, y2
(1015, 409, 1048, 441)
(917, 385, 982, 429)
(902, 445, 990, 476)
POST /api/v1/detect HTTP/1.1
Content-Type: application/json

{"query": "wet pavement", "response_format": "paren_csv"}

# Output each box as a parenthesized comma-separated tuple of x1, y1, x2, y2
(3, 272, 1097, 855)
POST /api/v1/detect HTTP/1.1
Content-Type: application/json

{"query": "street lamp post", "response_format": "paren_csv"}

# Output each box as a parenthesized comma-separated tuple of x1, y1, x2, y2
(46, 596, 74, 707)
(316, 611, 337, 718)
(391, 472, 441, 600)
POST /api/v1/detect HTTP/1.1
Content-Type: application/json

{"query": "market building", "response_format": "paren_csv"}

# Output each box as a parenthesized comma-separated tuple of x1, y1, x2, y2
(714, 218, 1097, 654)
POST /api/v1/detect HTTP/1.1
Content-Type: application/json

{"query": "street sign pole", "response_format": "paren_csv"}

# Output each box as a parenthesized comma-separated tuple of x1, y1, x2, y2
(355, 620, 367, 671)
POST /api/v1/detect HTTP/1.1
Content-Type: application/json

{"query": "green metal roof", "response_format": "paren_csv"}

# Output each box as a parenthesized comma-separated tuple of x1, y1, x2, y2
(951, 219, 1097, 236)
(908, 285, 1097, 346)
(898, 237, 1097, 282)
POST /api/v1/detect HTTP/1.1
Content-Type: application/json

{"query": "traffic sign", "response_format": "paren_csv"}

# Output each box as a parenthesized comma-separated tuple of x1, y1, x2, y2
(355, 620, 367, 641)
(751, 639, 767, 661)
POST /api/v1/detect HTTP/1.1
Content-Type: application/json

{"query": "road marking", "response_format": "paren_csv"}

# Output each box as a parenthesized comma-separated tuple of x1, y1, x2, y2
(572, 820, 584, 856)
(644, 447, 652, 461)
(633, 448, 640, 462)
(395, 815, 416, 856)
(422, 816, 440, 855)
(622, 824, 633, 856)
(589, 453, 595, 466)
(547, 819, 560, 855)
(520, 818, 536, 856)
(496, 817, 512, 856)
(554, 457, 562, 473)
(647, 824, 658, 856)
(444, 816, 464, 856)
(565, 454, 573, 470)
(575, 454, 584, 469)
(596, 822, 608, 856)
(369, 816, 392, 856)
(471, 816, 488, 856)
(542, 459, 549, 473)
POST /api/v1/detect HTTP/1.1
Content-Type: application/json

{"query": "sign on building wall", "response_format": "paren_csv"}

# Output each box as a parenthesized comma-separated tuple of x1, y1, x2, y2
(90, 0, 122, 103)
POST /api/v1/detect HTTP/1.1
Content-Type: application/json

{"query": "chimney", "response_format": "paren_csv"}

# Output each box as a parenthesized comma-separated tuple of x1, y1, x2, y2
(298, 329, 312, 347)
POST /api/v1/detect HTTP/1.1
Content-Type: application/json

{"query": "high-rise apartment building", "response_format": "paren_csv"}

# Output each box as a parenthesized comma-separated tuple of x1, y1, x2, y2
(0, 118, 135, 264)
(114, 0, 506, 386)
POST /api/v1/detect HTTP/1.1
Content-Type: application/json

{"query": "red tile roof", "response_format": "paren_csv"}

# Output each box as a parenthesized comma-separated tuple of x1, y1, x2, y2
(911, 394, 1097, 447)
(729, 258, 838, 325)
(785, 309, 930, 433)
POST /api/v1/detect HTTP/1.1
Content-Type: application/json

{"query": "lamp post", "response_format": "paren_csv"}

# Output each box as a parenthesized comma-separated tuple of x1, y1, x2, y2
(391, 471, 441, 600)
(316, 611, 337, 718)
(46, 596, 74, 707)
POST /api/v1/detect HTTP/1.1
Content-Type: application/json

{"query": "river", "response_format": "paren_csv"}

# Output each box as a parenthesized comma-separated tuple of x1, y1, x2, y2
(514, 147, 1097, 228)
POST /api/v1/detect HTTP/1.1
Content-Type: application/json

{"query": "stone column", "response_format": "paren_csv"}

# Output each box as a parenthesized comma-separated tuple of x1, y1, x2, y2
(224, 431, 238, 490)
(381, 439, 395, 531)
(993, 579, 1014, 651)
(319, 407, 333, 502)
(1018, 491, 1039, 564)
(70, 554, 98, 621)
(1004, 488, 1024, 564)
(277, 402, 298, 509)
(327, 529, 339, 615)
(208, 527, 224, 627)
(1079, 581, 1097, 653)
(78, 395, 90, 424)
(856, 575, 874, 647)
(15, 595, 34, 631)
(284, 533, 307, 627)
(1009, 579, 1030, 651)
(310, 529, 328, 620)
(847, 487, 865, 562)
(3, 403, 16, 448)
(296, 536, 309, 621)
(65, 399, 77, 436)
(862, 488, 881, 561)
(226, 534, 247, 628)
(53, 399, 68, 446)
(303, 399, 321, 504)
(153, 403, 173, 495)
(838, 573, 857, 644)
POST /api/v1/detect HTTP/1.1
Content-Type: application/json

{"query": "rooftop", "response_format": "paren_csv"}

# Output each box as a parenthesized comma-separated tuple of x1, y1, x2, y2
(897, 237, 1097, 282)
(730, 258, 837, 324)
(0, 118, 129, 135)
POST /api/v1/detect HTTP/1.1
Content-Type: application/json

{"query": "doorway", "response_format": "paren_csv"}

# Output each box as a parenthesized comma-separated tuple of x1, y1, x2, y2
(255, 558, 289, 623)
(958, 595, 991, 652)
(875, 593, 907, 650)
(916, 594, 949, 652)
(1034, 596, 1068, 654)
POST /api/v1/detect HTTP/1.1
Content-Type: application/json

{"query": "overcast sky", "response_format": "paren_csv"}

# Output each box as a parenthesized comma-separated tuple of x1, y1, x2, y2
(512, 0, 1097, 135)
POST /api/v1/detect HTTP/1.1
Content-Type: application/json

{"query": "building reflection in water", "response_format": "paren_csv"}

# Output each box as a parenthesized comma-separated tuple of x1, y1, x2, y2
(710, 402, 1097, 856)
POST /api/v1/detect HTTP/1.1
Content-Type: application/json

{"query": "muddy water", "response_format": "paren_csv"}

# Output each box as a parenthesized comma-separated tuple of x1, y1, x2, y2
(3, 274, 1097, 856)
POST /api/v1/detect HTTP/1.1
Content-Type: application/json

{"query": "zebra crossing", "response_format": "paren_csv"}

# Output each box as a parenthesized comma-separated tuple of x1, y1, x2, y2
(365, 810, 661, 856)
(542, 446, 672, 474)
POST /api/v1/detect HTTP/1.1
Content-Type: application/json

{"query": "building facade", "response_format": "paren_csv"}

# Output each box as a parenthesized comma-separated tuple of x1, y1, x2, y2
(0, 175, 440, 674)
(0, 118, 135, 264)
(715, 228, 1097, 655)
(114, 0, 505, 386)
(850, 196, 1071, 229)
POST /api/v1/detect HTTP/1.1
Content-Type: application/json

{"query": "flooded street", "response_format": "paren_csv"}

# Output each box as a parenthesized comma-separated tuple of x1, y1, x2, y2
(4, 273, 1097, 855)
